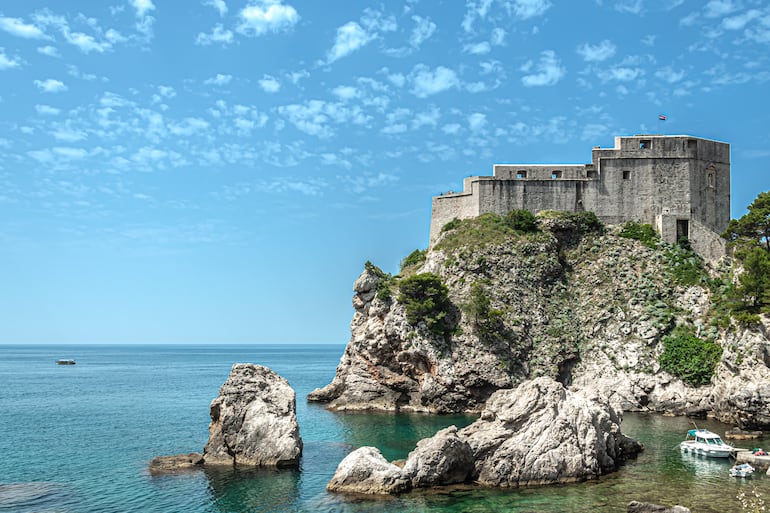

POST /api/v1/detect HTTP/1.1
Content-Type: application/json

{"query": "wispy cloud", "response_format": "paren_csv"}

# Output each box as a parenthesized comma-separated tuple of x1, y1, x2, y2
(615, 0, 644, 15)
(511, 0, 552, 20)
(326, 22, 374, 63)
(576, 40, 616, 62)
(654, 66, 685, 83)
(521, 50, 565, 87)
(34, 78, 67, 93)
(204, 0, 228, 17)
(237, 0, 300, 37)
(409, 15, 436, 48)
(0, 49, 21, 70)
(703, 0, 738, 18)
(37, 45, 60, 57)
(204, 73, 232, 86)
(196, 24, 234, 45)
(0, 16, 48, 39)
(35, 104, 61, 115)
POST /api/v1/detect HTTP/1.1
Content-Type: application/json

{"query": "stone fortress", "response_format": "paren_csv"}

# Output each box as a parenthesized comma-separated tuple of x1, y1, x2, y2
(430, 134, 730, 261)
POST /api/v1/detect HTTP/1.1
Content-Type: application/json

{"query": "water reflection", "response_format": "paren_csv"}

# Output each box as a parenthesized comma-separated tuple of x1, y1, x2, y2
(203, 466, 301, 513)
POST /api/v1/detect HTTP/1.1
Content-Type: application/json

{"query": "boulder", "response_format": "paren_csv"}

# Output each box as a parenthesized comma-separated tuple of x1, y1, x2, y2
(402, 425, 474, 487)
(203, 363, 302, 467)
(627, 501, 691, 513)
(326, 447, 411, 495)
(459, 377, 643, 487)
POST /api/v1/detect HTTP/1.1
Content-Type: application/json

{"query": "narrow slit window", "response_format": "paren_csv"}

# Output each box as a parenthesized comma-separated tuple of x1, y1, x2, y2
(708, 173, 715, 187)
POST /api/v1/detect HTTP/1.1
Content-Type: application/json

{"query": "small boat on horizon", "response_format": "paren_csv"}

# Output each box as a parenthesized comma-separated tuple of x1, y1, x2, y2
(680, 428, 734, 458)
(55, 359, 76, 365)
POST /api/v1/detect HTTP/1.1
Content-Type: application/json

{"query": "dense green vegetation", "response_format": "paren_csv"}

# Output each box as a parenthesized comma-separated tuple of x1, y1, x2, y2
(462, 281, 506, 343)
(659, 326, 722, 386)
(365, 260, 394, 302)
(619, 221, 659, 248)
(721, 190, 770, 316)
(400, 249, 427, 274)
(397, 273, 456, 338)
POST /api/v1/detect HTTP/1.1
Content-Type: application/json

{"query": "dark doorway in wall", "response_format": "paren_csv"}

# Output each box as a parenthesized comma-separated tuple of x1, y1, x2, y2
(676, 219, 689, 242)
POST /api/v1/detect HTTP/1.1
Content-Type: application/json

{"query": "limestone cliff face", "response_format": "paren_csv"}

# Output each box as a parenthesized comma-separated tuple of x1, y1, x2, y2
(309, 218, 770, 428)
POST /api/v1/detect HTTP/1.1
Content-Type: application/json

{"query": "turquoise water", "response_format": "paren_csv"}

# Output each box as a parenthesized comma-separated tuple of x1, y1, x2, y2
(0, 344, 765, 512)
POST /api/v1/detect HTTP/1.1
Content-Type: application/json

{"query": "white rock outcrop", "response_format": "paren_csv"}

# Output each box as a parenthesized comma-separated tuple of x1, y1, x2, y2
(203, 363, 302, 467)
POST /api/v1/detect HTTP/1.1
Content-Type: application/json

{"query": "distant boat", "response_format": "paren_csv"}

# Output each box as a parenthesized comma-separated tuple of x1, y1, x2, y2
(55, 359, 76, 365)
(680, 429, 734, 458)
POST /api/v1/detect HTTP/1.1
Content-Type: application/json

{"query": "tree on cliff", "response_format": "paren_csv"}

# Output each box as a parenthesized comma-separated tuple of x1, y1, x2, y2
(722, 190, 770, 252)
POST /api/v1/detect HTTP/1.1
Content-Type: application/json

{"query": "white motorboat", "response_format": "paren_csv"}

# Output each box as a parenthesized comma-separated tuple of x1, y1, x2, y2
(729, 463, 755, 478)
(680, 429, 734, 458)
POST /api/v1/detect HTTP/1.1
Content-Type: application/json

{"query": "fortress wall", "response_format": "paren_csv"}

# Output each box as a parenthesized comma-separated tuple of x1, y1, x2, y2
(429, 180, 481, 244)
(493, 164, 588, 180)
(690, 217, 727, 263)
(591, 158, 663, 225)
(476, 179, 585, 216)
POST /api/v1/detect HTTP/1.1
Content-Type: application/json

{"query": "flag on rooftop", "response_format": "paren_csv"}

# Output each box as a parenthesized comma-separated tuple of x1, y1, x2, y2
(658, 114, 667, 121)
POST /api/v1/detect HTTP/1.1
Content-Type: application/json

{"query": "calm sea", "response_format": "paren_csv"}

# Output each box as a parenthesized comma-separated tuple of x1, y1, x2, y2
(0, 344, 764, 513)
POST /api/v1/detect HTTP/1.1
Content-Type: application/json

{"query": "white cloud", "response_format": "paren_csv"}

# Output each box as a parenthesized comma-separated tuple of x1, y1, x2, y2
(131, 0, 156, 18)
(169, 117, 210, 136)
(204, 73, 232, 86)
(0, 49, 20, 70)
(259, 75, 281, 93)
(412, 107, 440, 129)
(339, 172, 398, 194)
(35, 104, 61, 115)
(37, 45, 60, 57)
(63, 31, 112, 53)
(332, 86, 358, 100)
(512, 0, 552, 19)
(605, 67, 643, 81)
(157, 85, 176, 98)
(521, 50, 565, 87)
(655, 66, 684, 83)
(0, 16, 47, 39)
(326, 22, 373, 63)
(204, 0, 228, 16)
(237, 1, 300, 37)
(722, 9, 761, 30)
(409, 15, 436, 48)
(576, 40, 616, 62)
(491, 27, 505, 46)
(615, 0, 644, 14)
(641, 34, 656, 46)
(461, 0, 494, 33)
(52, 127, 86, 142)
(53, 146, 88, 159)
(409, 64, 460, 97)
(34, 79, 67, 93)
(468, 112, 487, 132)
(465, 41, 491, 55)
(442, 123, 461, 135)
(196, 24, 234, 45)
(703, 0, 738, 18)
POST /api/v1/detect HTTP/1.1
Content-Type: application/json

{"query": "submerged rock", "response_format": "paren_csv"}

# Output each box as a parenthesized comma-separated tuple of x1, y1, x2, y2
(151, 363, 302, 473)
(204, 363, 302, 467)
(326, 377, 641, 494)
(627, 501, 691, 513)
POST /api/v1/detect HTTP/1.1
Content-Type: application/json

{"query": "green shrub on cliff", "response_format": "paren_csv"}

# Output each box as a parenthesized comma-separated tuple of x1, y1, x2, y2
(397, 273, 456, 338)
(659, 326, 722, 386)
(619, 221, 659, 248)
(365, 261, 393, 302)
(462, 281, 506, 342)
(400, 249, 427, 273)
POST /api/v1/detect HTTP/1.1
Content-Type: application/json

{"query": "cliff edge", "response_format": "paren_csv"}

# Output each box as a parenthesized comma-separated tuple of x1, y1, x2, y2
(309, 212, 770, 428)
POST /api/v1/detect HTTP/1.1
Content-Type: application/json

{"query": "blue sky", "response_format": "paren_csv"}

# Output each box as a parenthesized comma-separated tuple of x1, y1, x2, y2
(1, 0, 769, 344)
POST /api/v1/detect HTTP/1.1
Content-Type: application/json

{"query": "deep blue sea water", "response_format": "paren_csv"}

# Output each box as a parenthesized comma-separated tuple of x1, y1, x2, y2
(0, 344, 765, 513)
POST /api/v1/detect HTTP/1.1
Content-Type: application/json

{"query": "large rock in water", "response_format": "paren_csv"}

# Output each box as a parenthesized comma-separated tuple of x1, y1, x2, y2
(203, 363, 302, 467)
(460, 377, 642, 487)
(326, 377, 641, 494)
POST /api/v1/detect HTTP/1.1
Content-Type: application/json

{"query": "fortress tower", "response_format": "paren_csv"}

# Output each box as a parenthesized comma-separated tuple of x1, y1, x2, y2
(429, 135, 730, 260)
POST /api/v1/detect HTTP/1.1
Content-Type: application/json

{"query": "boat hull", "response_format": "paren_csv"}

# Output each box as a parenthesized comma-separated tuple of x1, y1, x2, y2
(680, 441, 732, 458)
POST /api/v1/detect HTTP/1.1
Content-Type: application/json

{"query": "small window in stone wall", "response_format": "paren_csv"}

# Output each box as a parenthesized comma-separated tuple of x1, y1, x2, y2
(587, 170, 597, 179)
(516, 170, 527, 179)
(639, 139, 651, 149)
(708, 172, 715, 187)
(551, 170, 562, 179)
(622, 170, 630, 180)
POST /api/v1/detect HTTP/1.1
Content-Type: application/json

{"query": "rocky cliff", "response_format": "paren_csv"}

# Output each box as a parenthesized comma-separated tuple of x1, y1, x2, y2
(309, 213, 770, 428)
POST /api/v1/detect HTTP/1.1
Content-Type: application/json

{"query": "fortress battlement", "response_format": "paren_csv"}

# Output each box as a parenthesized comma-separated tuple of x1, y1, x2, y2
(430, 135, 730, 260)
